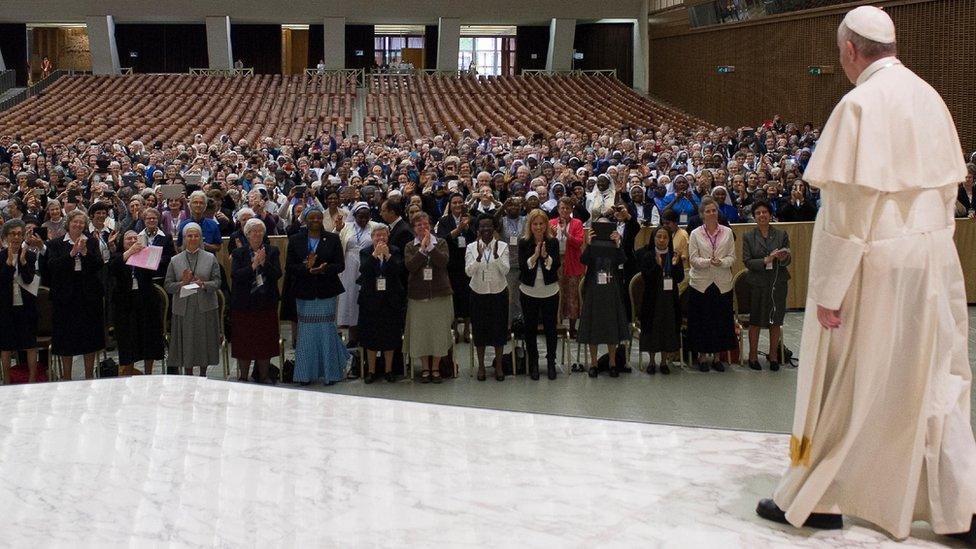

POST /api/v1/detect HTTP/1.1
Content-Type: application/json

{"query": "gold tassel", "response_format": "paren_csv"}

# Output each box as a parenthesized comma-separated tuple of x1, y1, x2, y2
(789, 435, 811, 467)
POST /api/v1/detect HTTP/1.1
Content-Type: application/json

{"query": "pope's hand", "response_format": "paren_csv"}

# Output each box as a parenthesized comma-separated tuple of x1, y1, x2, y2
(817, 305, 841, 330)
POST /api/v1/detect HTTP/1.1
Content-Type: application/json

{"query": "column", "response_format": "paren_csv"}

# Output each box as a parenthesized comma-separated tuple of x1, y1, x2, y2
(323, 16, 345, 70)
(85, 16, 121, 75)
(633, 1, 650, 92)
(205, 16, 233, 70)
(545, 18, 576, 72)
(436, 17, 460, 72)
(0, 47, 6, 71)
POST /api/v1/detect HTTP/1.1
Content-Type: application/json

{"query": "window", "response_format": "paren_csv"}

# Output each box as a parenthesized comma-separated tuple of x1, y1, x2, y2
(374, 35, 424, 67)
(458, 36, 504, 76)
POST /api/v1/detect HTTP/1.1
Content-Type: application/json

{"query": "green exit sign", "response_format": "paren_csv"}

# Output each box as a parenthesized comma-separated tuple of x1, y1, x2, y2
(807, 65, 834, 76)
(717, 65, 735, 74)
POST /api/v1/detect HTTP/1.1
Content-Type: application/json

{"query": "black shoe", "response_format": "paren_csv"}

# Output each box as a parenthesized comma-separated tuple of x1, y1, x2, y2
(646, 364, 657, 375)
(660, 364, 671, 375)
(432, 372, 443, 384)
(756, 499, 843, 530)
(299, 381, 311, 386)
(770, 361, 781, 372)
(711, 361, 726, 372)
(385, 371, 397, 383)
(698, 362, 709, 372)
(477, 367, 487, 382)
(495, 371, 505, 381)
(749, 360, 762, 371)
(608, 367, 619, 378)
(420, 371, 431, 384)
(547, 362, 557, 380)
(363, 372, 377, 384)
(587, 366, 598, 378)
(620, 365, 633, 374)
(529, 358, 540, 381)
(945, 515, 975, 545)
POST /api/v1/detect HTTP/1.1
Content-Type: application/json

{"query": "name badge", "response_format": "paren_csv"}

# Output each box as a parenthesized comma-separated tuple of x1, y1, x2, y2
(74, 256, 82, 272)
(559, 239, 567, 254)
(679, 214, 688, 224)
(663, 278, 673, 291)
(423, 267, 433, 281)
(509, 235, 518, 246)
(597, 271, 609, 285)
(376, 276, 386, 291)
(132, 276, 139, 290)
(254, 273, 265, 287)
(766, 262, 773, 271)
(457, 236, 466, 248)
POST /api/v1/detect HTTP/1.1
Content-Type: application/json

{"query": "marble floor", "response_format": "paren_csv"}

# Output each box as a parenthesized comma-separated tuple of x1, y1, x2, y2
(0, 377, 967, 548)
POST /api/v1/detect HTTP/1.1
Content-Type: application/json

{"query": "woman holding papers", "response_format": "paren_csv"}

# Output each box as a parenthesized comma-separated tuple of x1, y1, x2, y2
(110, 230, 164, 375)
(0, 219, 39, 384)
(230, 218, 281, 383)
(164, 223, 222, 376)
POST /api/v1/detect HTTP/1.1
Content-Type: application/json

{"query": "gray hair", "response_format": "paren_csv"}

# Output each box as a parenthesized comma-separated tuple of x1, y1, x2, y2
(65, 209, 89, 226)
(698, 195, 718, 215)
(838, 23, 897, 59)
(2, 218, 26, 238)
(182, 222, 202, 237)
(243, 217, 266, 236)
(188, 190, 207, 203)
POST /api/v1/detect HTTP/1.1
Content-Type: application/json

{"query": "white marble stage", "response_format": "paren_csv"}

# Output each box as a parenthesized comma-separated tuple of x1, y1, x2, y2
(0, 378, 958, 548)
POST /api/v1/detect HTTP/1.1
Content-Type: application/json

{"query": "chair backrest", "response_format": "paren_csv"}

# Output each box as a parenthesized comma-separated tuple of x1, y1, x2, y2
(629, 273, 644, 324)
(153, 284, 169, 336)
(36, 286, 52, 338)
(731, 269, 750, 317)
(678, 286, 689, 321)
(216, 290, 226, 334)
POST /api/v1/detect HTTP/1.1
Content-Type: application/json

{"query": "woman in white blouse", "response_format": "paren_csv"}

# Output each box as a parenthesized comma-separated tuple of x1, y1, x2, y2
(687, 196, 738, 372)
(464, 214, 510, 381)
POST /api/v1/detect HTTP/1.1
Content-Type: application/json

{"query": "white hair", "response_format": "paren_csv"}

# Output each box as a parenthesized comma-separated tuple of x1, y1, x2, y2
(838, 23, 897, 58)
(243, 217, 266, 236)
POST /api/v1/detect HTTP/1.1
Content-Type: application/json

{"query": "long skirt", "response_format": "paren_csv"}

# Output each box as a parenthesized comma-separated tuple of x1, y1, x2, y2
(404, 296, 454, 359)
(578, 279, 629, 345)
(359, 302, 406, 352)
(470, 289, 509, 348)
(748, 280, 788, 326)
(52, 297, 105, 356)
(115, 299, 164, 365)
(687, 284, 737, 354)
(557, 268, 581, 320)
(169, 309, 220, 370)
(0, 304, 37, 351)
(640, 288, 681, 354)
(294, 298, 349, 383)
(231, 307, 280, 361)
(336, 245, 363, 327)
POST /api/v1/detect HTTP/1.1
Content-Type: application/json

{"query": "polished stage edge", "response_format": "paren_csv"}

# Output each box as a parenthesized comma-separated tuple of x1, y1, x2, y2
(0, 377, 954, 548)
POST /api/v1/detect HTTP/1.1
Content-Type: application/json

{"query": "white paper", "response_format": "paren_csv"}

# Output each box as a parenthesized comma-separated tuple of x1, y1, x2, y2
(179, 283, 200, 298)
(126, 245, 163, 271)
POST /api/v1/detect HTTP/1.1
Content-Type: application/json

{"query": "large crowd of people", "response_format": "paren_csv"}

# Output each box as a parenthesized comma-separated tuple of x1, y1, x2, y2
(0, 118, 972, 384)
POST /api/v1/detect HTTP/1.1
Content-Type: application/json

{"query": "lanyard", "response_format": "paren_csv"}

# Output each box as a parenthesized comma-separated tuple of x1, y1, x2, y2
(705, 226, 721, 251)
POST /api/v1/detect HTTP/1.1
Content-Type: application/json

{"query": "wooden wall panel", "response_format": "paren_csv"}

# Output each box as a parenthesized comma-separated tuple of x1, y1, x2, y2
(231, 24, 282, 74)
(574, 23, 634, 86)
(648, 0, 976, 152)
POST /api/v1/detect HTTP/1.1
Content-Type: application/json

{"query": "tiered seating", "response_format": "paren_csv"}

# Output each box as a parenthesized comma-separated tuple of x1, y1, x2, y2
(0, 73, 357, 145)
(364, 73, 710, 141)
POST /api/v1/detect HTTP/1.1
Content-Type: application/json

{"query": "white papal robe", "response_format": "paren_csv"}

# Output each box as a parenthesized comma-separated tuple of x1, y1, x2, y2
(772, 57, 976, 539)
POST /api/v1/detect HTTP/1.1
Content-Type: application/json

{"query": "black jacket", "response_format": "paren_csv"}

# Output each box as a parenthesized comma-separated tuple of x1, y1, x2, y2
(517, 237, 561, 286)
(637, 247, 685, 332)
(142, 230, 176, 281)
(0, 249, 37, 313)
(387, 217, 414, 258)
(230, 244, 282, 310)
(357, 245, 407, 314)
(286, 229, 345, 300)
(44, 234, 104, 307)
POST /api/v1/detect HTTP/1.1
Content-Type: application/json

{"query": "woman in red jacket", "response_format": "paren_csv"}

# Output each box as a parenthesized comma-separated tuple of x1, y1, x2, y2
(550, 197, 585, 338)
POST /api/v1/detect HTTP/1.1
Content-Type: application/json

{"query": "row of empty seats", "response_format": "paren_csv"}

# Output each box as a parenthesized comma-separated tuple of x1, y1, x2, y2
(363, 73, 711, 141)
(0, 74, 357, 145)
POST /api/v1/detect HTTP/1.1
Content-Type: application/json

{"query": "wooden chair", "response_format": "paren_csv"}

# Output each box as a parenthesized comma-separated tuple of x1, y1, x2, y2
(32, 287, 56, 381)
(153, 284, 169, 374)
(216, 291, 229, 379)
(628, 274, 645, 371)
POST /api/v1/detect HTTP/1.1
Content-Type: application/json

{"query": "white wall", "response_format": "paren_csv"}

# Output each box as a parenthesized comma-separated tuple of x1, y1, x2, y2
(205, 16, 233, 69)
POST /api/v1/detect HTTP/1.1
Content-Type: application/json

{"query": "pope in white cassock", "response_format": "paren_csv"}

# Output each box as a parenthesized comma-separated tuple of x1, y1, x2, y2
(756, 6, 976, 544)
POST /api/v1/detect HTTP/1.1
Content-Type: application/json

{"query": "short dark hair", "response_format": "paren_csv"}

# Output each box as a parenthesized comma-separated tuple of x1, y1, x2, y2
(751, 199, 772, 216)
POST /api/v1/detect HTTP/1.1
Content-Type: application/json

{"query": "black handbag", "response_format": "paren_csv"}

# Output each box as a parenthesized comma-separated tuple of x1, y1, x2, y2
(98, 357, 119, 378)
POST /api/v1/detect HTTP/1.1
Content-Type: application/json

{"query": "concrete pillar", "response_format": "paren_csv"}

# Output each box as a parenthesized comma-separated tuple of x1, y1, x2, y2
(633, 2, 649, 92)
(545, 18, 576, 72)
(205, 16, 233, 70)
(0, 47, 6, 71)
(323, 16, 345, 70)
(85, 16, 121, 75)
(436, 17, 460, 72)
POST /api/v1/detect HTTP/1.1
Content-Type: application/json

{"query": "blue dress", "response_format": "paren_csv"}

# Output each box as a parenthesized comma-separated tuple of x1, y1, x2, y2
(293, 297, 350, 383)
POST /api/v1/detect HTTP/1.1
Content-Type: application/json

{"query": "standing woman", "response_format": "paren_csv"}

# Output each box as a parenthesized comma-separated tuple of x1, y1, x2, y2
(286, 206, 349, 386)
(0, 220, 38, 383)
(497, 197, 525, 325)
(550, 197, 584, 338)
(578, 222, 629, 378)
(336, 202, 383, 347)
(403, 212, 453, 383)
(46, 209, 104, 380)
(357, 226, 406, 384)
(435, 194, 475, 342)
(111, 231, 164, 375)
(638, 226, 685, 375)
(164, 223, 222, 376)
(465, 215, 510, 381)
(687, 197, 737, 372)
(741, 200, 791, 371)
(518, 209, 561, 380)
(230, 218, 282, 383)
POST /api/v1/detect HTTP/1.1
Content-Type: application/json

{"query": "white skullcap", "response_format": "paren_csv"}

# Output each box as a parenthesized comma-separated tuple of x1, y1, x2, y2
(843, 6, 895, 44)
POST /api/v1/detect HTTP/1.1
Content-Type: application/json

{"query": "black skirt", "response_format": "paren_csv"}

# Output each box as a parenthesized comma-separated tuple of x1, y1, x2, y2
(0, 304, 37, 351)
(114, 292, 165, 364)
(359, 302, 406, 352)
(687, 284, 737, 354)
(470, 289, 509, 347)
(52, 297, 105, 356)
